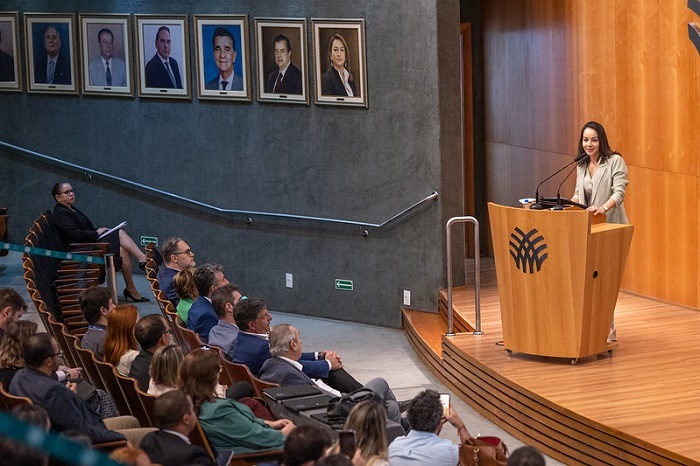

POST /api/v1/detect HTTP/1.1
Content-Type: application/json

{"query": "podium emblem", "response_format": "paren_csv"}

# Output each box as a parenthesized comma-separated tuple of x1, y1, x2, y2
(509, 227, 548, 273)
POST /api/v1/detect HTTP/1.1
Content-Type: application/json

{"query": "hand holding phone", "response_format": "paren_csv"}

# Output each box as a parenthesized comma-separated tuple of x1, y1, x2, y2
(339, 430, 356, 457)
(439, 393, 450, 417)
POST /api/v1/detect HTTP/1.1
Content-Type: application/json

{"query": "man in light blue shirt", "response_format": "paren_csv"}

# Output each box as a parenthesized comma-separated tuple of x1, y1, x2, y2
(208, 283, 243, 359)
(388, 389, 472, 466)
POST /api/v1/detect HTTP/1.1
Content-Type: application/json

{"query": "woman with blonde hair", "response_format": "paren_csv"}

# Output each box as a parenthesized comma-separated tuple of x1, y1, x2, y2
(0, 320, 38, 387)
(103, 304, 139, 375)
(173, 268, 198, 325)
(344, 400, 389, 466)
(178, 348, 295, 453)
(147, 343, 183, 396)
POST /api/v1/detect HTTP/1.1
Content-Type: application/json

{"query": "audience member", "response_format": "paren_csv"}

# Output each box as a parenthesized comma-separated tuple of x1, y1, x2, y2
(233, 299, 362, 393)
(173, 268, 198, 324)
(317, 454, 356, 466)
(388, 389, 472, 466)
(282, 424, 333, 466)
(79, 286, 114, 359)
(0, 404, 51, 466)
(130, 314, 171, 391)
(260, 324, 405, 428)
(147, 343, 183, 396)
(103, 304, 139, 375)
(179, 348, 294, 453)
(345, 400, 389, 466)
(0, 320, 38, 387)
(208, 284, 243, 359)
(0, 287, 26, 341)
(157, 236, 195, 306)
(187, 263, 229, 342)
(109, 446, 153, 466)
(140, 389, 215, 466)
(507, 446, 545, 466)
(9, 333, 133, 443)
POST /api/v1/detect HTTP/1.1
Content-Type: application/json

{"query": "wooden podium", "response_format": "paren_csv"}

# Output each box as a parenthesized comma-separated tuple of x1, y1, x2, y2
(488, 202, 634, 362)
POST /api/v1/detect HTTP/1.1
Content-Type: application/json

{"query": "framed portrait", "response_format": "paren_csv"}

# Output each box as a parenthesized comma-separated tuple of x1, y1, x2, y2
(24, 13, 78, 94)
(255, 18, 308, 105)
(135, 15, 190, 99)
(0, 12, 21, 91)
(79, 14, 133, 97)
(194, 15, 251, 102)
(312, 19, 367, 107)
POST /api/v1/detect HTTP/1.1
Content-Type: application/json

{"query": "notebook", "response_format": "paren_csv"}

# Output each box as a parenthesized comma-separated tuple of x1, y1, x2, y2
(263, 384, 322, 401)
(282, 394, 334, 412)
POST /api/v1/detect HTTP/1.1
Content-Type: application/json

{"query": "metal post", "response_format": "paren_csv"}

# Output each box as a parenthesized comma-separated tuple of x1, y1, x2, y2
(104, 253, 118, 302)
(446, 216, 481, 336)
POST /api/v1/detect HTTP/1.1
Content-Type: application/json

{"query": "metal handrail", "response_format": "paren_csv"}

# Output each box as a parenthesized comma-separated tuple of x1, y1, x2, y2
(445, 216, 481, 336)
(0, 141, 439, 235)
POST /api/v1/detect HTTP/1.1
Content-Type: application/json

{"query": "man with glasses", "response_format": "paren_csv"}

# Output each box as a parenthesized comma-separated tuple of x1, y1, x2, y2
(157, 236, 196, 306)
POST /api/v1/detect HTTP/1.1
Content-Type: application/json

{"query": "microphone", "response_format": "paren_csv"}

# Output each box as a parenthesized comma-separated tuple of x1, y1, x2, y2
(551, 164, 579, 210)
(530, 152, 586, 210)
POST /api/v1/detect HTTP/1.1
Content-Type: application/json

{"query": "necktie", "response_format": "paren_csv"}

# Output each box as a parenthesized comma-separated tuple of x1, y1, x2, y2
(47, 60, 55, 84)
(105, 61, 112, 86)
(221, 80, 228, 90)
(273, 72, 283, 93)
(164, 61, 177, 87)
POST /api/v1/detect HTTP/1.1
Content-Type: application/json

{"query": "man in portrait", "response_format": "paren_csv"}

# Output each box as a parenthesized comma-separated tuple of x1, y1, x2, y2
(265, 34, 302, 94)
(34, 25, 71, 85)
(204, 27, 242, 91)
(0, 29, 15, 82)
(145, 25, 182, 89)
(89, 27, 127, 87)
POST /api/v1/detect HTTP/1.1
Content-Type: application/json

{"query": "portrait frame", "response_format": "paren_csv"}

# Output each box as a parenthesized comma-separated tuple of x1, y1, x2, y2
(194, 14, 251, 102)
(135, 14, 190, 99)
(312, 19, 367, 108)
(0, 12, 22, 92)
(24, 13, 78, 95)
(255, 18, 308, 105)
(79, 14, 133, 97)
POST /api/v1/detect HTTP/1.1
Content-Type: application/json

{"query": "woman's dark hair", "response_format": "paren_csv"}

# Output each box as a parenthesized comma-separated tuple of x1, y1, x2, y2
(178, 348, 220, 414)
(577, 121, 618, 167)
(327, 34, 354, 82)
(0, 320, 38, 369)
(51, 182, 69, 198)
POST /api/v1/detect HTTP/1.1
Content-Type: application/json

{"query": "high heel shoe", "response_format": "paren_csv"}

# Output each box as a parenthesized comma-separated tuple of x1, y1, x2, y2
(123, 289, 150, 303)
(138, 261, 147, 272)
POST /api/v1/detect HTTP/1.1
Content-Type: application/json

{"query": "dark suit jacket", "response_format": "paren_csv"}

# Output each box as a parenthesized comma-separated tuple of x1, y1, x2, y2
(259, 356, 316, 387)
(52, 203, 120, 255)
(140, 430, 214, 466)
(232, 332, 327, 378)
(9, 367, 124, 443)
(156, 265, 179, 306)
(145, 54, 183, 89)
(187, 296, 217, 342)
(0, 49, 14, 82)
(129, 349, 153, 392)
(34, 53, 71, 85)
(321, 68, 357, 97)
(265, 62, 302, 94)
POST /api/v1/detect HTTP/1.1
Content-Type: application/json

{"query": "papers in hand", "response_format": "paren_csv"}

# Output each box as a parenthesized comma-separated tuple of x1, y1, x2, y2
(97, 221, 128, 240)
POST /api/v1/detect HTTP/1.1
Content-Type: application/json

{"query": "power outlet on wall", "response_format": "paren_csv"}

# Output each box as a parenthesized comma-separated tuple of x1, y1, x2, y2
(286, 273, 293, 288)
(403, 290, 411, 306)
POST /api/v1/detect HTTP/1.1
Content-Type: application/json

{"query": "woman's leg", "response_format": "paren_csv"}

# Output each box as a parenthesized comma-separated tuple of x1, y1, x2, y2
(120, 246, 142, 297)
(118, 230, 146, 263)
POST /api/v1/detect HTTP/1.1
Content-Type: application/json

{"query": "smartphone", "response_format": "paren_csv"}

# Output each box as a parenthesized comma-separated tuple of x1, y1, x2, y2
(439, 393, 451, 416)
(338, 430, 356, 457)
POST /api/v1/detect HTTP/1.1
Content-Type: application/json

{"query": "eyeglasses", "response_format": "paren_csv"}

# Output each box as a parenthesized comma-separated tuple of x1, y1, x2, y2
(173, 249, 193, 256)
(51, 351, 64, 357)
(59, 189, 75, 195)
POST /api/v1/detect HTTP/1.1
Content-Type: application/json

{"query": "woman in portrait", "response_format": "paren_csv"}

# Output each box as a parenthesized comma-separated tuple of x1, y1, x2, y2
(178, 348, 294, 453)
(344, 400, 389, 466)
(51, 181, 149, 302)
(103, 304, 140, 375)
(571, 121, 629, 341)
(321, 33, 357, 97)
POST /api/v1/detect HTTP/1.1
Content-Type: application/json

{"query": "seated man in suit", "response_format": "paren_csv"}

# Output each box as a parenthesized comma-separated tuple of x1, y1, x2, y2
(157, 236, 196, 306)
(265, 34, 302, 94)
(205, 27, 242, 91)
(145, 26, 182, 89)
(140, 389, 215, 466)
(9, 333, 141, 444)
(187, 263, 229, 342)
(79, 286, 114, 359)
(232, 298, 362, 394)
(208, 283, 243, 359)
(130, 314, 171, 391)
(260, 324, 406, 428)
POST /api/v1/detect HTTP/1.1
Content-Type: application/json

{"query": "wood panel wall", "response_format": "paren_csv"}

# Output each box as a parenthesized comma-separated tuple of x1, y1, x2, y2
(482, 0, 700, 309)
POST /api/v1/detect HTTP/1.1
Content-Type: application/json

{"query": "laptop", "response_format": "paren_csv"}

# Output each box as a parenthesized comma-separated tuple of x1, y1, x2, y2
(282, 394, 334, 412)
(263, 384, 322, 401)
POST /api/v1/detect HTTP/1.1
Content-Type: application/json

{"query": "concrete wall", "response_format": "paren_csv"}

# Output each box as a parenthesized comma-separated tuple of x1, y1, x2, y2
(0, 0, 464, 327)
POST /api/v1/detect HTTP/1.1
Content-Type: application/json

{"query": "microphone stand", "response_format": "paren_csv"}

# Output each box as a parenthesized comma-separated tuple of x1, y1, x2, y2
(552, 165, 578, 210)
(530, 152, 586, 210)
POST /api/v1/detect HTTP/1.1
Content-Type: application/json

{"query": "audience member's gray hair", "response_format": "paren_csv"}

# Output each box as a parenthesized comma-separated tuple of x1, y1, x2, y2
(161, 236, 184, 263)
(194, 263, 225, 297)
(269, 324, 296, 357)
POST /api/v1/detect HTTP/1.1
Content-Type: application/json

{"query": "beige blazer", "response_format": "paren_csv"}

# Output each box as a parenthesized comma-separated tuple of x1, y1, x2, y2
(573, 153, 629, 224)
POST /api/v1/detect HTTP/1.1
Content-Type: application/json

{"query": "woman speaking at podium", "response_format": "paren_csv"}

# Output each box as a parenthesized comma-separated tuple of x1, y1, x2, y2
(570, 121, 629, 341)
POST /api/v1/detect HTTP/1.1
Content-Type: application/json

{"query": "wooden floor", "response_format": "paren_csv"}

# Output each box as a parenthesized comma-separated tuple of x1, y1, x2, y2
(403, 260, 700, 465)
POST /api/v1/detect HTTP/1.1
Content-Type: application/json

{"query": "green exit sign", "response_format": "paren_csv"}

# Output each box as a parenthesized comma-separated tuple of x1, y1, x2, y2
(140, 236, 158, 247)
(335, 279, 354, 291)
